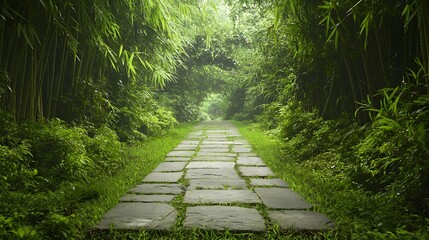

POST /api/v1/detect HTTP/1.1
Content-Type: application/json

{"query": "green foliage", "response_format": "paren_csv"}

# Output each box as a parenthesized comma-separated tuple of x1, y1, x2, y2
(199, 94, 224, 120)
(353, 85, 429, 211)
(14, 120, 91, 188)
(0, 116, 128, 193)
(114, 84, 177, 142)
(84, 125, 123, 176)
(0, 119, 194, 239)
(59, 77, 116, 126)
(234, 120, 429, 239)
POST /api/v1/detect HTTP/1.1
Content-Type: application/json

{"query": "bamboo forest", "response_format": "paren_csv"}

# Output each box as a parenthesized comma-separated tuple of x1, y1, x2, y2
(0, 0, 428, 239)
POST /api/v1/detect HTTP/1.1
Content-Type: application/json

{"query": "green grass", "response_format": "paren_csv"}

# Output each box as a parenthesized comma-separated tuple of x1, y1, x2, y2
(232, 121, 429, 240)
(72, 122, 196, 238)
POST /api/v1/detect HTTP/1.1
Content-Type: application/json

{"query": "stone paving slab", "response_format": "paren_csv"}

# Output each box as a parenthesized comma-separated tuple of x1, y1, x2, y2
(143, 172, 183, 183)
(120, 194, 175, 203)
(206, 138, 228, 141)
(232, 147, 252, 153)
(180, 140, 200, 145)
(250, 178, 289, 188)
(153, 162, 188, 172)
(129, 184, 183, 194)
(167, 151, 195, 157)
(206, 130, 227, 133)
(237, 156, 265, 166)
(185, 168, 241, 179)
(187, 178, 247, 190)
(192, 156, 235, 161)
(254, 188, 312, 209)
(186, 162, 235, 169)
(201, 141, 234, 145)
(184, 206, 266, 231)
(196, 153, 236, 157)
(164, 157, 191, 162)
(199, 148, 230, 153)
(174, 146, 198, 151)
(96, 203, 177, 230)
(238, 153, 258, 157)
(199, 144, 229, 149)
(238, 166, 275, 177)
(268, 210, 335, 231)
(184, 190, 261, 204)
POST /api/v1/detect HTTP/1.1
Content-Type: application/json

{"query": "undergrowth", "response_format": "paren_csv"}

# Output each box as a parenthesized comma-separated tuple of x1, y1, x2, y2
(0, 117, 195, 239)
(233, 83, 429, 239)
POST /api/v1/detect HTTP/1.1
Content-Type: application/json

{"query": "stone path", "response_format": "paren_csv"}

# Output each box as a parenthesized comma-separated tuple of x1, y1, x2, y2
(96, 121, 335, 232)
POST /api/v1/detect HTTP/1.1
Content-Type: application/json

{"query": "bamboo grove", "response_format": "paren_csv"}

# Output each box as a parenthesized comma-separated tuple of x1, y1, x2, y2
(0, 0, 200, 122)
(0, 0, 429, 238)
(235, 0, 429, 120)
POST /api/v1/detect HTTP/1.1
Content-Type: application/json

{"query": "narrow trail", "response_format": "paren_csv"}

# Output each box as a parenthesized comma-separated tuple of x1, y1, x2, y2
(96, 120, 334, 232)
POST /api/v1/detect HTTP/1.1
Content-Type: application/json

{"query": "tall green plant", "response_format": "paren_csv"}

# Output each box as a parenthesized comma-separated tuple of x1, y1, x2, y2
(0, 0, 199, 123)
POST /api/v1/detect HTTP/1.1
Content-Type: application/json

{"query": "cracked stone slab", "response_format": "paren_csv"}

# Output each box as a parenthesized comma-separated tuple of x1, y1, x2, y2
(188, 178, 247, 190)
(184, 206, 266, 232)
(153, 162, 188, 172)
(164, 157, 191, 162)
(192, 156, 235, 161)
(238, 166, 274, 177)
(237, 157, 265, 166)
(254, 188, 312, 209)
(268, 210, 335, 231)
(167, 151, 195, 157)
(120, 194, 174, 203)
(142, 172, 183, 183)
(250, 178, 289, 188)
(185, 168, 240, 179)
(129, 184, 183, 194)
(184, 190, 261, 204)
(96, 203, 177, 230)
(186, 162, 235, 169)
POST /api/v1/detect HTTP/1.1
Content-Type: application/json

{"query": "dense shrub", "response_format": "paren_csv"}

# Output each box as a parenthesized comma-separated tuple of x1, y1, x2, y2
(84, 125, 123, 176)
(14, 120, 91, 189)
(0, 115, 126, 239)
(114, 85, 177, 142)
(353, 86, 429, 212)
(0, 117, 126, 192)
(263, 84, 429, 217)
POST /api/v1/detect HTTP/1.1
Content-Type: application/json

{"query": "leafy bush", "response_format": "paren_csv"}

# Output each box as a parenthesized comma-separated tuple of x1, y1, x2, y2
(0, 143, 37, 192)
(354, 86, 429, 212)
(263, 82, 429, 220)
(84, 125, 123, 176)
(114, 85, 177, 142)
(15, 120, 91, 189)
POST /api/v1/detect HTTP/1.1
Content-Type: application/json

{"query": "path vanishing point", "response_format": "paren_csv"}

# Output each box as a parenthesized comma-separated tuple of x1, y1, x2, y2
(96, 121, 335, 232)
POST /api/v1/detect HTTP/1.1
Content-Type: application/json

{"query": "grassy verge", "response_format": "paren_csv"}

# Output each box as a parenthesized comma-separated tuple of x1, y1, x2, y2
(232, 120, 429, 240)
(74, 122, 196, 238)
